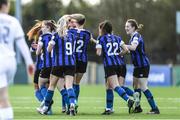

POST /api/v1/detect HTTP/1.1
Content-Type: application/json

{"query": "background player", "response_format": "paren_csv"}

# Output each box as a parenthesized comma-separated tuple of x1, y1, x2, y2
(27, 21, 44, 103)
(0, 0, 34, 119)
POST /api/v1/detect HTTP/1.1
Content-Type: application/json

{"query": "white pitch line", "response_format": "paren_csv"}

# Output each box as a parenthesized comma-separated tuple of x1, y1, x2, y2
(14, 119, 180, 120)
(10, 97, 180, 100)
(13, 106, 180, 110)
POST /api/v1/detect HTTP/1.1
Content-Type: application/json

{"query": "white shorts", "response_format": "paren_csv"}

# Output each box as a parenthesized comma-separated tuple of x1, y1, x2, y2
(0, 57, 17, 88)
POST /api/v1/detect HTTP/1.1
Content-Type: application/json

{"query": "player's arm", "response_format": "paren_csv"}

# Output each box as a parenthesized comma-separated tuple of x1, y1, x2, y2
(96, 40, 102, 56)
(47, 36, 55, 52)
(15, 19, 34, 75)
(15, 37, 34, 75)
(126, 36, 139, 51)
(90, 34, 97, 44)
(36, 37, 43, 55)
(119, 42, 129, 56)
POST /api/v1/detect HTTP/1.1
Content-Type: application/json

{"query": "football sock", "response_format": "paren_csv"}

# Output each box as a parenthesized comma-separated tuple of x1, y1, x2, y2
(114, 86, 129, 101)
(121, 86, 134, 96)
(40, 85, 47, 98)
(44, 90, 54, 107)
(143, 89, 157, 109)
(67, 88, 76, 105)
(106, 89, 114, 109)
(35, 89, 43, 102)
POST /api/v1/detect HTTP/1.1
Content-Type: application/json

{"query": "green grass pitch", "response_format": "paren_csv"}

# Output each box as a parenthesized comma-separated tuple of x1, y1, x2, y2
(9, 85, 180, 120)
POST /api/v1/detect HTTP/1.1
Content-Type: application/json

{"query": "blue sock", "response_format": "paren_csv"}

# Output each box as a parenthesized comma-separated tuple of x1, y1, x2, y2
(35, 89, 43, 102)
(44, 90, 54, 107)
(40, 85, 47, 98)
(143, 89, 157, 109)
(106, 89, 114, 109)
(62, 97, 66, 108)
(114, 86, 129, 101)
(74, 84, 80, 101)
(67, 88, 76, 105)
(60, 89, 70, 106)
(134, 88, 142, 100)
(121, 86, 134, 96)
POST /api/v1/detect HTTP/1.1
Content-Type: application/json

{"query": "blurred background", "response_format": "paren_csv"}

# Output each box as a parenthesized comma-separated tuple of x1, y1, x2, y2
(10, 0, 180, 86)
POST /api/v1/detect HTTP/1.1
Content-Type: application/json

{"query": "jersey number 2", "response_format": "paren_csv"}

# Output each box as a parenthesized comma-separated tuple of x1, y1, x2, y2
(0, 26, 10, 44)
(76, 40, 84, 53)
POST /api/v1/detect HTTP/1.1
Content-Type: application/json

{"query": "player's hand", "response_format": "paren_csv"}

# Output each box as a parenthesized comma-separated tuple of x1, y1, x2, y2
(28, 64, 34, 76)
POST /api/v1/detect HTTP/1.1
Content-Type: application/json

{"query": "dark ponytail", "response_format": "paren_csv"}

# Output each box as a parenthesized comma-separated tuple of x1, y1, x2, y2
(99, 20, 113, 35)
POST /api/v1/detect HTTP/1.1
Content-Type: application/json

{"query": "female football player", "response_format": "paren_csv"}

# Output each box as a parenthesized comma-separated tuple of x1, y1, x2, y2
(68, 14, 96, 112)
(96, 20, 138, 114)
(0, 0, 34, 119)
(27, 21, 44, 103)
(125, 19, 160, 114)
(38, 15, 77, 116)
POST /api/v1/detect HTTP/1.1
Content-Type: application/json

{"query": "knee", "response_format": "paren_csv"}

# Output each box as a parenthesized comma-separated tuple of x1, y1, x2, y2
(140, 84, 148, 92)
(0, 97, 10, 108)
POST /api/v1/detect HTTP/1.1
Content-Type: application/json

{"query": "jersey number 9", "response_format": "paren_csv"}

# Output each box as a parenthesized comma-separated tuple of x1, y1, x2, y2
(66, 42, 73, 55)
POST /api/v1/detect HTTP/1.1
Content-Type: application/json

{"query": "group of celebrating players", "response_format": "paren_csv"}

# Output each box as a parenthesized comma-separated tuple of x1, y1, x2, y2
(27, 13, 160, 116)
(0, 0, 160, 119)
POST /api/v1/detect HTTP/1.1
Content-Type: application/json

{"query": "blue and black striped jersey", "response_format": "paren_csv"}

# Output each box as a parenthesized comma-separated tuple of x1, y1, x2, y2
(96, 34, 125, 67)
(35, 55, 43, 70)
(68, 28, 91, 62)
(39, 33, 53, 68)
(52, 32, 76, 66)
(129, 32, 150, 67)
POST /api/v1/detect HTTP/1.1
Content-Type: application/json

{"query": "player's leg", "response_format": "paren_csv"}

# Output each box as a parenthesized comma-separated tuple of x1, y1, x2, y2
(138, 66, 159, 114)
(38, 67, 60, 114)
(102, 79, 114, 115)
(118, 65, 134, 97)
(73, 61, 87, 103)
(34, 69, 43, 102)
(0, 87, 13, 120)
(38, 74, 58, 114)
(107, 75, 135, 114)
(0, 57, 16, 120)
(38, 67, 52, 99)
(133, 67, 143, 113)
(132, 76, 143, 113)
(57, 77, 69, 113)
(73, 73, 83, 101)
(139, 78, 159, 114)
(65, 66, 76, 116)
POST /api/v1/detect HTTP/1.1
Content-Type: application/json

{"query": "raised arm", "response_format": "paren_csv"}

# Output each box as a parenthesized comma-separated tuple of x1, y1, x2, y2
(47, 36, 55, 52)
(36, 37, 43, 55)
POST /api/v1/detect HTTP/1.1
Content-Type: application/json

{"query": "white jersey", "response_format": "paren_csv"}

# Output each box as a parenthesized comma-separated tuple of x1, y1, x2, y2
(0, 13, 33, 65)
(0, 13, 24, 58)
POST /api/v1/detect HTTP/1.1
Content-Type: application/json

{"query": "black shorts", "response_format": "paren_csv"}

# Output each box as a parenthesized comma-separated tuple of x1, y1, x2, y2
(116, 65, 127, 78)
(75, 61, 87, 73)
(39, 67, 52, 79)
(105, 65, 127, 79)
(51, 66, 75, 77)
(133, 66, 150, 78)
(33, 69, 41, 84)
